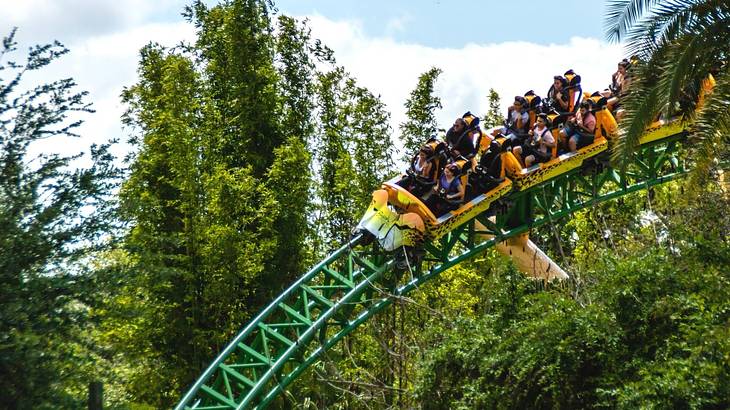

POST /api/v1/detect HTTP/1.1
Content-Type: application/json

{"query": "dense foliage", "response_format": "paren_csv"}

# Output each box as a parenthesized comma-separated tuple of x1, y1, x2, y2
(89, 1, 394, 407)
(2, 0, 728, 409)
(415, 183, 730, 409)
(0, 29, 120, 408)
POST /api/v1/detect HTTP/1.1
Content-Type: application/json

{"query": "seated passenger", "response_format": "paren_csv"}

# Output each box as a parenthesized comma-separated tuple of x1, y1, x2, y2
(445, 116, 476, 159)
(546, 75, 571, 113)
(415, 144, 434, 176)
(609, 59, 631, 120)
(462, 111, 483, 147)
(425, 163, 465, 216)
(613, 60, 629, 94)
(563, 69, 583, 110)
(491, 96, 530, 146)
(462, 111, 483, 169)
(602, 59, 630, 99)
(513, 113, 555, 167)
(467, 140, 503, 199)
(560, 101, 596, 152)
(397, 144, 438, 196)
(478, 140, 503, 180)
(413, 145, 436, 192)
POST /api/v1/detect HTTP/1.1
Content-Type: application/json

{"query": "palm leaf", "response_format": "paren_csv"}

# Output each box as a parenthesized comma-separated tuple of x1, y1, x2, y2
(607, 0, 730, 175)
(604, 0, 662, 42)
(690, 67, 730, 182)
(611, 79, 662, 169)
(660, 35, 703, 119)
(622, 0, 696, 57)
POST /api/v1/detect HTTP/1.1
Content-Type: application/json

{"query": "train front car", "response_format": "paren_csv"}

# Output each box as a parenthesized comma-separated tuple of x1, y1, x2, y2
(354, 188, 426, 252)
(355, 144, 513, 270)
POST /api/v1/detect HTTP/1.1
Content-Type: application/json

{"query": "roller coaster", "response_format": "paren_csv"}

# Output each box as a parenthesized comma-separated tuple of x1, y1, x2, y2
(175, 70, 711, 409)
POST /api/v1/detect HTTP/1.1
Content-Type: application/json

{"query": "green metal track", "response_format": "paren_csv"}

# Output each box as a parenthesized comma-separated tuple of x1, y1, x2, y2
(176, 133, 688, 410)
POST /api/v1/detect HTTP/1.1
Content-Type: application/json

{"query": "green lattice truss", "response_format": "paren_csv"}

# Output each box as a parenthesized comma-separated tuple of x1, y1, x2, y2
(176, 132, 688, 410)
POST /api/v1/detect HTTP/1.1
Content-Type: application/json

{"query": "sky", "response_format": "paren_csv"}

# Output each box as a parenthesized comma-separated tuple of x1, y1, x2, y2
(1, 0, 625, 163)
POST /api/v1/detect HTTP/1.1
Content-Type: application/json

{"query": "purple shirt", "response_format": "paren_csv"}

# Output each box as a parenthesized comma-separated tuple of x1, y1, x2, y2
(439, 174, 461, 196)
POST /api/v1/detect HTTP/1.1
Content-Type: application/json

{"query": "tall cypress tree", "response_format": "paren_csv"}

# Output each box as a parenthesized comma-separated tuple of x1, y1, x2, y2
(114, 3, 326, 406)
(112, 2, 398, 405)
(314, 68, 355, 247)
(118, 45, 209, 405)
(269, 16, 318, 283)
(399, 67, 442, 161)
(313, 68, 396, 247)
(348, 81, 396, 208)
(276, 15, 316, 143)
(186, 0, 282, 175)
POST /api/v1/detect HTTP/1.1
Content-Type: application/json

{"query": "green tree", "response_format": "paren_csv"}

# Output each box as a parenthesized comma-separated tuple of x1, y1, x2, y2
(117, 42, 286, 406)
(275, 15, 316, 142)
(271, 15, 319, 279)
(118, 44, 209, 406)
(347, 80, 396, 208)
(0, 29, 119, 408)
(186, 0, 282, 176)
(399, 67, 442, 161)
(412, 179, 730, 409)
(605, 0, 730, 176)
(112, 4, 331, 406)
(314, 68, 396, 248)
(266, 136, 314, 289)
(483, 88, 503, 129)
(314, 68, 354, 248)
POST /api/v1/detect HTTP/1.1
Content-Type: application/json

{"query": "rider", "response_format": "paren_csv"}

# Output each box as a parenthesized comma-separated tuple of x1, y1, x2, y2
(479, 140, 503, 179)
(513, 113, 555, 167)
(606, 59, 631, 119)
(462, 111, 483, 151)
(445, 116, 476, 159)
(546, 75, 570, 112)
(426, 163, 465, 216)
(610, 59, 630, 97)
(413, 145, 435, 179)
(560, 100, 596, 152)
(397, 143, 438, 196)
(468, 139, 503, 198)
(491, 96, 530, 146)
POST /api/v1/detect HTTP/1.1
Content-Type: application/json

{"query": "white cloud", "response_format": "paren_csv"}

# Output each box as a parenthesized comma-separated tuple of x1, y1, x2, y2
(20, 21, 196, 162)
(385, 13, 413, 36)
(3, 0, 200, 165)
(1, 0, 193, 45)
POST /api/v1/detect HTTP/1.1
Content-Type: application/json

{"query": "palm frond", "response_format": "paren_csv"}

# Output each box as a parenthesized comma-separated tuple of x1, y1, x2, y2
(605, 0, 662, 43)
(663, 6, 730, 118)
(624, 19, 660, 59)
(690, 67, 730, 182)
(611, 78, 662, 169)
(609, 0, 730, 174)
(661, 35, 703, 119)
(650, 0, 696, 43)
(623, 1, 696, 57)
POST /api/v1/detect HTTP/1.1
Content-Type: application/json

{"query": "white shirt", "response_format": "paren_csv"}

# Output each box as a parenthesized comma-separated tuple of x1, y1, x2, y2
(532, 125, 554, 154)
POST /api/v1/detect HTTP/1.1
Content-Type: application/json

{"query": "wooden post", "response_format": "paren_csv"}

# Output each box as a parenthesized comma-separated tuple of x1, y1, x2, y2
(88, 381, 103, 410)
